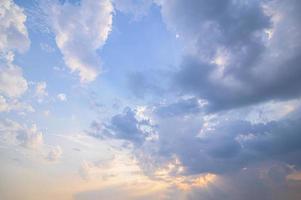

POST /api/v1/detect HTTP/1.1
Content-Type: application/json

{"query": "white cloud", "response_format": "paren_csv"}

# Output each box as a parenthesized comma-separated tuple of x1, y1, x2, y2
(0, 0, 30, 53)
(16, 124, 43, 149)
(47, 145, 62, 162)
(0, 119, 43, 149)
(40, 42, 55, 53)
(47, 0, 114, 82)
(35, 81, 48, 103)
(0, 95, 34, 113)
(0, 0, 30, 99)
(57, 93, 67, 101)
(0, 55, 28, 98)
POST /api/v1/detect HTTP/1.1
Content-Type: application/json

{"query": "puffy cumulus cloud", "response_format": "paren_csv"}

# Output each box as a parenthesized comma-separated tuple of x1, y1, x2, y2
(0, 53, 28, 98)
(0, 95, 34, 113)
(0, 0, 30, 113)
(46, 0, 113, 82)
(16, 124, 43, 149)
(0, 119, 43, 149)
(47, 145, 62, 162)
(0, 0, 30, 53)
(156, 0, 301, 111)
(89, 107, 157, 146)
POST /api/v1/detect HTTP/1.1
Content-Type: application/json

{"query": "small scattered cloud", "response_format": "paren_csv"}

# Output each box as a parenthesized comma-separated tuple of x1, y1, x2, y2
(57, 93, 67, 101)
(35, 81, 48, 102)
(40, 42, 55, 53)
(47, 145, 62, 162)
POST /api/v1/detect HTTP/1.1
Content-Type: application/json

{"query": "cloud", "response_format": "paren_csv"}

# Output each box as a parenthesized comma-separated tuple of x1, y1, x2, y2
(89, 107, 157, 146)
(0, 95, 34, 113)
(0, 53, 28, 98)
(0, 119, 43, 149)
(46, 0, 113, 82)
(35, 81, 48, 103)
(57, 93, 67, 101)
(0, 0, 30, 110)
(156, 0, 301, 111)
(0, 0, 30, 53)
(186, 163, 301, 200)
(39, 42, 55, 53)
(127, 71, 165, 98)
(47, 145, 62, 162)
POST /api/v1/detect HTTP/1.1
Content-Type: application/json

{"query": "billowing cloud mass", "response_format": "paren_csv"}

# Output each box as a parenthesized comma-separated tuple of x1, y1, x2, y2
(158, 0, 301, 112)
(0, 57, 28, 98)
(88, 0, 301, 199)
(47, 0, 113, 82)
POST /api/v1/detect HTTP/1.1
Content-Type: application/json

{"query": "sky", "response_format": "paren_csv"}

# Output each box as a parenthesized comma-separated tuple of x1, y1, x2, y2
(1, 0, 301, 199)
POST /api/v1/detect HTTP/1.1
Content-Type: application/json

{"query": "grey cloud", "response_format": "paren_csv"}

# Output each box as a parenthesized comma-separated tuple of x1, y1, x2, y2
(153, 109, 301, 175)
(127, 71, 164, 98)
(89, 107, 156, 146)
(187, 163, 301, 200)
(158, 0, 301, 111)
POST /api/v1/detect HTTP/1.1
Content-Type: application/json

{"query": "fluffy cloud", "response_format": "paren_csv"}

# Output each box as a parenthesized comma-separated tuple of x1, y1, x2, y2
(0, 0, 30, 113)
(0, 119, 43, 149)
(47, 0, 113, 82)
(0, 0, 30, 53)
(0, 53, 28, 98)
(0, 95, 34, 113)
(47, 145, 62, 162)
(57, 93, 67, 101)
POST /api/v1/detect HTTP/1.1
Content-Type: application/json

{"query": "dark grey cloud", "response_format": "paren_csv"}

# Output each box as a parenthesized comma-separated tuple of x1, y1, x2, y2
(186, 163, 301, 200)
(153, 110, 301, 175)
